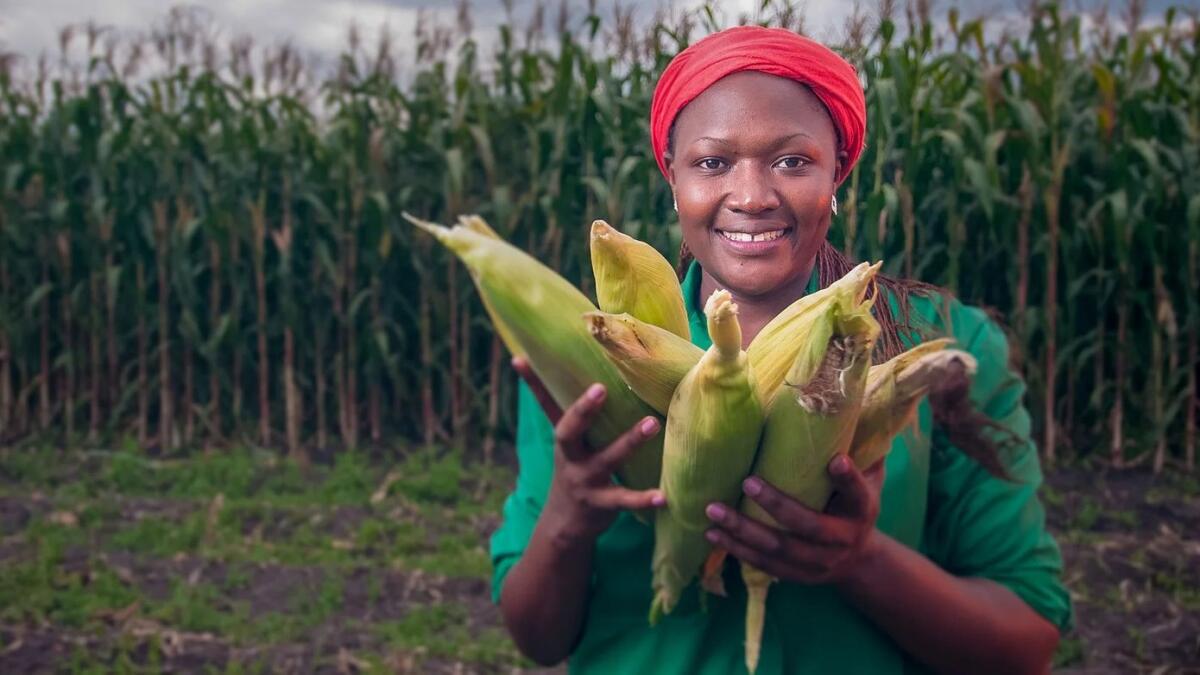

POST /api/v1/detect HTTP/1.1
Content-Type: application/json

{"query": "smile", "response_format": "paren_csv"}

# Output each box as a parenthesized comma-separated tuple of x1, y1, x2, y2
(717, 229, 789, 243)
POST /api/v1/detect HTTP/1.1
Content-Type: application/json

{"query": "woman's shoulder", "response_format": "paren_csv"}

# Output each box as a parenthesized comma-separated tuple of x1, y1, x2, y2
(894, 287, 1013, 364)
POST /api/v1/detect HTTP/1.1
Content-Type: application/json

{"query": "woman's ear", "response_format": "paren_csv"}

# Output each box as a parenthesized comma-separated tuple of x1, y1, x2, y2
(663, 150, 677, 193)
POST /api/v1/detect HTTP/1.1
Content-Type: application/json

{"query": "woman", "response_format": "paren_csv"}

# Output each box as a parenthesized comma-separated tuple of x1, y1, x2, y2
(490, 26, 1072, 674)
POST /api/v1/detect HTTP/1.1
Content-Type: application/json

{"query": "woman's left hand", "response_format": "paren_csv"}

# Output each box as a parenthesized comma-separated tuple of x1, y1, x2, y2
(703, 454, 886, 585)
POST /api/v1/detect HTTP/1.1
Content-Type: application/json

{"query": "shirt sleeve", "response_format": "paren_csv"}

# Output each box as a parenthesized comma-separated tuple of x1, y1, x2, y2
(921, 301, 1075, 633)
(488, 379, 556, 604)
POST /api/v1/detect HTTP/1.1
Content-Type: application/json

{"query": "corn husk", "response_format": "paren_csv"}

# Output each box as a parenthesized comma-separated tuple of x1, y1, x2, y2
(851, 341, 978, 469)
(585, 311, 703, 415)
(747, 262, 880, 407)
(649, 290, 764, 624)
(590, 219, 690, 340)
(406, 213, 662, 490)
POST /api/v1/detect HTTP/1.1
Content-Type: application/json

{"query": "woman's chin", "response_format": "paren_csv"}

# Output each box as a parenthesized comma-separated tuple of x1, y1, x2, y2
(708, 267, 793, 300)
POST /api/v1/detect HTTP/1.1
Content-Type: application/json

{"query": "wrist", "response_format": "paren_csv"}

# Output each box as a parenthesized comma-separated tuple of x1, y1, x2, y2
(545, 514, 598, 556)
(541, 486, 602, 554)
(835, 528, 890, 593)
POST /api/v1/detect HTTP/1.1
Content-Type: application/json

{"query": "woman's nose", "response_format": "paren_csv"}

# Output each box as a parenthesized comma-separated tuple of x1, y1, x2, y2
(725, 164, 781, 214)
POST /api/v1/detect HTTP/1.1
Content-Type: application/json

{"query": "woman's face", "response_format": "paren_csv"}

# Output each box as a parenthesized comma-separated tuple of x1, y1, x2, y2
(665, 71, 844, 300)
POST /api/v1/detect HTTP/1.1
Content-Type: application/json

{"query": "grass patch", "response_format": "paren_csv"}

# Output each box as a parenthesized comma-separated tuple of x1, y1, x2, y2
(1053, 636, 1085, 667)
(145, 573, 346, 645)
(1107, 509, 1138, 529)
(1068, 497, 1102, 531)
(110, 516, 194, 556)
(399, 532, 491, 579)
(372, 603, 526, 667)
(0, 446, 519, 670)
(0, 531, 140, 629)
(151, 581, 249, 636)
(0, 446, 510, 511)
(0, 448, 60, 487)
(65, 633, 164, 675)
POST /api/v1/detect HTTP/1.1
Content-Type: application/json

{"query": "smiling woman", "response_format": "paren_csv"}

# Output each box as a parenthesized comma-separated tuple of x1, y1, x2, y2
(490, 25, 1072, 675)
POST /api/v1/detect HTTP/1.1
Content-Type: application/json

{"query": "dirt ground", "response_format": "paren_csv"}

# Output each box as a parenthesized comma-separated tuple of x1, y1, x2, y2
(1044, 467, 1200, 674)
(0, 448, 1195, 674)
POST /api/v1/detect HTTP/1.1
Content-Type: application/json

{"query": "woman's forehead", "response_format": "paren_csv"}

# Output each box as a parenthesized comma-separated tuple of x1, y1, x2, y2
(673, 71, 835, 146)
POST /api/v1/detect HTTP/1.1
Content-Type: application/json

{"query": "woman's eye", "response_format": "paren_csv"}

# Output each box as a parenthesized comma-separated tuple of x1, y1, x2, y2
(698, 158, 725, 171)
(776, 156, 807, 169)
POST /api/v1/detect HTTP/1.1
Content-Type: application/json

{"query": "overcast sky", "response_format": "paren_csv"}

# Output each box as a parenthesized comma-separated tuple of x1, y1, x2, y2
(0, 0, 1183, 71)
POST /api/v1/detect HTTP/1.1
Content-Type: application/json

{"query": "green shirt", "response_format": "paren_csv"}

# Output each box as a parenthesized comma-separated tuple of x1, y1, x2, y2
(490, 261, 1073, 674)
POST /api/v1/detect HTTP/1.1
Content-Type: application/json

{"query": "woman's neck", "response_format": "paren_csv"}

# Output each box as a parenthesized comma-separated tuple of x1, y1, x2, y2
(698, 265, 815, 350)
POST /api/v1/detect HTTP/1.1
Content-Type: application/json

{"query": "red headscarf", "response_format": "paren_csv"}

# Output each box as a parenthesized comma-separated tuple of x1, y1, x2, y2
(650, 26, 866, 186)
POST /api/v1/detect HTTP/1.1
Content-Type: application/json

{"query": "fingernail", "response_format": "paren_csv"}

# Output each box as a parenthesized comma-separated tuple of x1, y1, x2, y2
(640, 417, 659, 436)
(651, 493, 667, 507)
(586, 384, 605, 402)
(831, 455, 850, 475)
(705, 530, 720, 543)
(706, 503, 727, 521)
(743, 477, 762, 496)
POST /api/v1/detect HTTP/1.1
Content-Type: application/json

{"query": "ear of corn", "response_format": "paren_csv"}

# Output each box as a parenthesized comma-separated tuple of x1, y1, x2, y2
(590, 220, 690, 340)
(747, 262, 881, 406)
(585, 311, 703, 415)
(448, 215, 525, 358)
(739, 284, 880, 674)
(744, 291, 880, 522)
(649, 290, 764, 624)
(851, 342, 978, 470)
(406, 213, 663, 490)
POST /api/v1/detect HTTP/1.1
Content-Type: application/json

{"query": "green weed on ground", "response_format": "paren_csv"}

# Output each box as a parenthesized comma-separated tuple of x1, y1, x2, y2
(0, 445, 522, 672)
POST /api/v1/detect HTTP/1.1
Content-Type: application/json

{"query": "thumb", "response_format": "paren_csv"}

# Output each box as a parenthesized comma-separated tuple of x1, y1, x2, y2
(825, 454, 873, 518)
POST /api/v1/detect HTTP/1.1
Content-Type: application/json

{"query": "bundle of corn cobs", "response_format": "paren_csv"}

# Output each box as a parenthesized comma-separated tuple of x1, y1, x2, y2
(407, 213, 977, 673)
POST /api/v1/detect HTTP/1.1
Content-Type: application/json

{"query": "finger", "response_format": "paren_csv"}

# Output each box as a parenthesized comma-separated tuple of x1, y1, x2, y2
(553, 382, 607, 461)
(703, 527, 774, 572)
(740, 477, 854, 547)
(704, 527, 825, 580)
(703, 502, 788, 555)
(825, 454, 874, 518)
(512, 357, 563, 424)
(594, 416, 661, 473)
(590, 485, 667, 511)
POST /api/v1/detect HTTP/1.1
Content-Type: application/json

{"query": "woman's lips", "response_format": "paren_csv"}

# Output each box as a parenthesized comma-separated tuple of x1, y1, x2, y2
(715, 227, 792, 254)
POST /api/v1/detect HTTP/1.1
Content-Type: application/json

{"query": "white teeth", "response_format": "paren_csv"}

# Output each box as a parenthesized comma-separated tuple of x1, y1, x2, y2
(719, 229, 786, 243)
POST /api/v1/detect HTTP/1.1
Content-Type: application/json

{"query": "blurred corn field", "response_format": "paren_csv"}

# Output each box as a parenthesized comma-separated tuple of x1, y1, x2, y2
(0, 1, 1196, 473)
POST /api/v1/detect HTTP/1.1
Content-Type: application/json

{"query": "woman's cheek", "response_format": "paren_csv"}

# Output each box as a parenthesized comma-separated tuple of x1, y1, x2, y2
(678, 182, 722, 222)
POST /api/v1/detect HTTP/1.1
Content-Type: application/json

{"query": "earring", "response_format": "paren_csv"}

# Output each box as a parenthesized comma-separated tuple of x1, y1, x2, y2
(831, 194, 838, 216)
(673, 195, 678, 213)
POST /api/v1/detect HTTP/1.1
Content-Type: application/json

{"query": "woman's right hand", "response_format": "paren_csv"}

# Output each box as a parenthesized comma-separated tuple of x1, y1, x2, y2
(512, 357, 666, 542)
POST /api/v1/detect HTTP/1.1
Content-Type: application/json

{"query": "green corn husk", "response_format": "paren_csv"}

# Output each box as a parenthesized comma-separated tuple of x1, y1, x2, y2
(590, 220, 690, 340)
(851, 340, 978, 470)
(649, 290, 764, 624)
(406, 213, 662, 490)
(739, 281, 881, 674)
(585, 310, 703, 415)
(747, 262, 881, 407)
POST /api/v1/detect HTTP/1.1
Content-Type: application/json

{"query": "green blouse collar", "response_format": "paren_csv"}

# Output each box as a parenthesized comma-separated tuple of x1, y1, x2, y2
(679, 259, 821, 350)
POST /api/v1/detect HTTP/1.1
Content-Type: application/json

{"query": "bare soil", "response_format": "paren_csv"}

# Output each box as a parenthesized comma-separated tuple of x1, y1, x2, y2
(0, 455, 1195, 674)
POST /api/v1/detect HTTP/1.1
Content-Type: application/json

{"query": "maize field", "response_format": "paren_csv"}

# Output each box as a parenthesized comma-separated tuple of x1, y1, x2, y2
(0, 1, 1197, 468)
